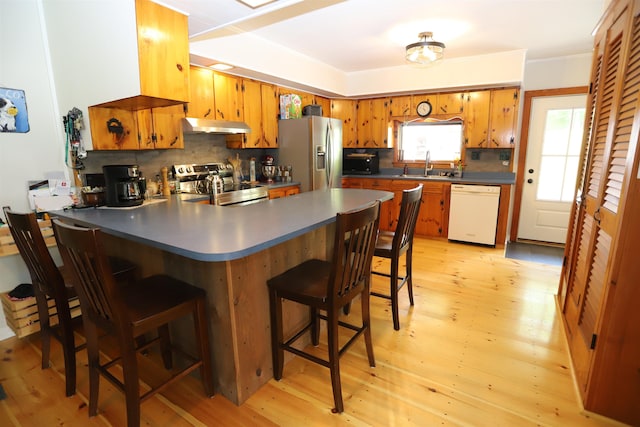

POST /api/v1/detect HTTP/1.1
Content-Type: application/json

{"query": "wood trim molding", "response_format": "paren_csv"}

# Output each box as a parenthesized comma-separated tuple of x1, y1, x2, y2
(509, 86, 588, 243)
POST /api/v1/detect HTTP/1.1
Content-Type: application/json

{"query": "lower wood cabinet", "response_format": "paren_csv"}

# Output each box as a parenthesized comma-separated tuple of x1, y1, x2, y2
(268, 184, 300, 199)
(342, 178, 448, 237)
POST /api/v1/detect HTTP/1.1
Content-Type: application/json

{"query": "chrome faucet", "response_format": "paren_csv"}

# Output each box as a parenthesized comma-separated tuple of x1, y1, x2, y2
(424, 150, 432, 176)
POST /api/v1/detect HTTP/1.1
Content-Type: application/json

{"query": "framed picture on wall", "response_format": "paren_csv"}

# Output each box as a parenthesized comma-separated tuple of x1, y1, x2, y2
(0, 87, 30, 133)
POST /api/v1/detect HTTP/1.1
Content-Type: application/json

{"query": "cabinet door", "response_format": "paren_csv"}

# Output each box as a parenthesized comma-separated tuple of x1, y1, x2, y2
(357, 98, 389, 148)
(464, 90, 491, 148)
(261, 83, 279, 147)
(489, 88, 519, 148)
(88, 107, 139, 150)
(214, 72, 243, 121)
(152, 104, 185, 149)
(241, 79, 262, 148)
(437, 92, 464, 114)
(331, 99, 357, 147)
(314, 96, 332, 117)
(188, 66, 214, 119)
(389, 95, 412, 117)
(136, 0, 189, 102)
(411, 94, 438, 116)
(415, 182, 446, 237)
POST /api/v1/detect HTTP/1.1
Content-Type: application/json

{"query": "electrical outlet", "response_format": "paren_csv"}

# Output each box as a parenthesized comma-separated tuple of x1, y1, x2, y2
(471, 151, 480, 160)
(499, 151, 511, 161)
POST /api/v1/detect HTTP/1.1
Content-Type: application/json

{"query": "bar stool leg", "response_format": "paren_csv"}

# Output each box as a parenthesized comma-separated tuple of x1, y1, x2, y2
(327, 311, 343, 413)
(269, 289, 284, 380)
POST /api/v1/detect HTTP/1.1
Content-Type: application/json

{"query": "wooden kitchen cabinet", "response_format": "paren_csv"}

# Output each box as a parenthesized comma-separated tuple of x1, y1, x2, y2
(411, 94, 438, 116)
(188, 66, 215, 119)
(357, 97, 390, 148)
(559, 0, 640, 424)
(388, 95, 412, 117)
(331, 99, 358, 147)
(341, 178, 394, 230)
(437, 92, 465, 115)
(415, 181, 448, 237)
(314, 96, 332, 117)
(213, 72, 243, 121)
(488, 88, 519, 148)
(463, 90, 491, 148)
(88, 104, 184, 150)
(136, 104, 185, 149)
(91, 0, 190, 110)
(268, 184, 300, 199)
(464, 89, 519, 148)
(227, 79, 278, 148)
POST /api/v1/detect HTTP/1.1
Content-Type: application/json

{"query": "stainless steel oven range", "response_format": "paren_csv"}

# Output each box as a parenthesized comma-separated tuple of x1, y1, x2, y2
(172, 163, 268, 206)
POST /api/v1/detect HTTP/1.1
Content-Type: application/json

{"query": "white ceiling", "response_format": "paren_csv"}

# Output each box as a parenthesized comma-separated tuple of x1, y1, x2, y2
(158, 0, 607, 73)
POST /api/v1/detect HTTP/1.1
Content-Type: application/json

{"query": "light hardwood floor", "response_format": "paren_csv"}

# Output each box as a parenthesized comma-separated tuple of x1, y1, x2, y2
(0, 238, 629, 426)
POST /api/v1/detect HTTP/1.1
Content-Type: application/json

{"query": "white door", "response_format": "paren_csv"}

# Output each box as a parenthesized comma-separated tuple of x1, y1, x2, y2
(517, 95, 586, 243)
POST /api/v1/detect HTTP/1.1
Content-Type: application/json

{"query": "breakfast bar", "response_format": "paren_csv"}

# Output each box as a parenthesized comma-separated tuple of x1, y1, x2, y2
(51, 188, 392, 405)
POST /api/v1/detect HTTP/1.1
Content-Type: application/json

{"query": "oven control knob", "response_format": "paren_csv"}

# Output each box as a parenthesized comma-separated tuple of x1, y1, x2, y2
(177, 167, 184, 174)
(186, 166, 192, 173)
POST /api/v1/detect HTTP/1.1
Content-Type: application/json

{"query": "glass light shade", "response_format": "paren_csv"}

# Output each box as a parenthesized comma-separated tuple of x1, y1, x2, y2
(406, 32, 445, 65)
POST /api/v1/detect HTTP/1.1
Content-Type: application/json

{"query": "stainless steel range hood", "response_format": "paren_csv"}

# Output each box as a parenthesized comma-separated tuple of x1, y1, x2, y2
(182, 117, 251, 134)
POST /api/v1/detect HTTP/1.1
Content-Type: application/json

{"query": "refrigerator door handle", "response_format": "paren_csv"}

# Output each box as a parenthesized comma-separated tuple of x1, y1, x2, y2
(326, 122, 332, 188)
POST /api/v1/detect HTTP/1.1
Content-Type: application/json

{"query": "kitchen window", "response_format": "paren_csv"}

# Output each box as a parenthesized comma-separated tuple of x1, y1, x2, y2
(395, 119, 464, 166)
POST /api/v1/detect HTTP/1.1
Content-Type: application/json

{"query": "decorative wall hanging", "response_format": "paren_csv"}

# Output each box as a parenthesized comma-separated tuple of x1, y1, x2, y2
(0, 87, 30, 133)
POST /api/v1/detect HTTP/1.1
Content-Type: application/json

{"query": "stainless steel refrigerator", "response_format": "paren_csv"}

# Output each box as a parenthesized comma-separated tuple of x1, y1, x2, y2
(277, 116, 342, 192)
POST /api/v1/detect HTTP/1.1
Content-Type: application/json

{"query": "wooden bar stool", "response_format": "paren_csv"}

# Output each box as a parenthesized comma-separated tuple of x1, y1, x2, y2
(267, 201, 380, 413)
(2, 207, 137, 397)
(52, 219, 215, 427)
(371, 184, 423, 330)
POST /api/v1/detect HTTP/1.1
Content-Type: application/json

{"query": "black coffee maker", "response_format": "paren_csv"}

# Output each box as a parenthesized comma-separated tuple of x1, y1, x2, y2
(103, 165, 144, 207)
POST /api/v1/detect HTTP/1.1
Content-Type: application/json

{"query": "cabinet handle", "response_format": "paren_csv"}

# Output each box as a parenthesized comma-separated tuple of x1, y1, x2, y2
(593, 207, 601, 224)
(204, 108, 211, 117)
(176, 63, 183, 72)
(170, 136, 178, 146)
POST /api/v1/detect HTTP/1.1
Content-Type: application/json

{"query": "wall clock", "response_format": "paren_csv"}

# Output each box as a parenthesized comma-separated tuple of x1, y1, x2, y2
(416, 100, 432, 117)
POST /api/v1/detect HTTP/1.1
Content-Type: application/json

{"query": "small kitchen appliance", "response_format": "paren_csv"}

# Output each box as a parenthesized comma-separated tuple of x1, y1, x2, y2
(103, 165, 144, 207)
(172, 162, 268, 206)
(343, 153, 380, 175)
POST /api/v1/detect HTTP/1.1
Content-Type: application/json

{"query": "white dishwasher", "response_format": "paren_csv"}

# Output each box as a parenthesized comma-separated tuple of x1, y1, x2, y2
(448, 184, 501, 245)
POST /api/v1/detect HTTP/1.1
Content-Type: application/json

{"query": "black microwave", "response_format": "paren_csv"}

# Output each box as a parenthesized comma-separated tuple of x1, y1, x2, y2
(343, 154, 379, 175)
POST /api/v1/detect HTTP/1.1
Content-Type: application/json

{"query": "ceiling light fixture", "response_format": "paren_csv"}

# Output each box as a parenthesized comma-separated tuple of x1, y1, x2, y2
(210, 63, 234, 71)
(405, 32, 445, 65)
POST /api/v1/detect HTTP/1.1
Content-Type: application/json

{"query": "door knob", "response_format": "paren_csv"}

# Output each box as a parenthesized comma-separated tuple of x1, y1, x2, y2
(527, 178, 533, 184)
(528, 168, 534, 173)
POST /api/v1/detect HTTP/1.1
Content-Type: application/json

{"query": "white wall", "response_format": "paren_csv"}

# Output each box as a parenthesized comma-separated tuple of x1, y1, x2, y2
(523, 54, 592, 91)
(0, 0, 68, 339)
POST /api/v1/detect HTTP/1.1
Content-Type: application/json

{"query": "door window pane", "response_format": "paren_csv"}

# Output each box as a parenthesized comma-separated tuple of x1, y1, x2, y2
(536, 108, 585, 202)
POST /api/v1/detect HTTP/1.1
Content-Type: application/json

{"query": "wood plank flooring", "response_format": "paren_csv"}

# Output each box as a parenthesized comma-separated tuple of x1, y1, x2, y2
(0, 237, 629, 426)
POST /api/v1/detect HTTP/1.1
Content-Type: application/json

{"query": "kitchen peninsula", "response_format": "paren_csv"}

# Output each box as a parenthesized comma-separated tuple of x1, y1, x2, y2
(51, 188, 392, 405)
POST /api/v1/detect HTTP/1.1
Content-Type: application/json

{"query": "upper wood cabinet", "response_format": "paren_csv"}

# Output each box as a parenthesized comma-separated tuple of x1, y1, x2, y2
(388, 96, 412, 117)
(227, 79, 278, 148)
(463, 90, 491, 148)
(357, 98, 390, 148)
(411, 94, 438, 117)
(437, 92, 465, 115)
(88, 104, 184, 150)
(314, 96, 332, 117)
(213, 72, 243, 121)
(137, 105, 185, 150)
(188, 66, 215, 119)
(488, 88, 519, 148)
(331, 99, 358, 147)
(559, 0, 640, 424)
(463, 89, 519, 148)
(91, 0, 190, 110)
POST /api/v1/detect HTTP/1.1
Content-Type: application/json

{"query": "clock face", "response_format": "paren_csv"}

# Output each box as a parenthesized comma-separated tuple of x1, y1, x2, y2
(417, 101, 432, 117)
